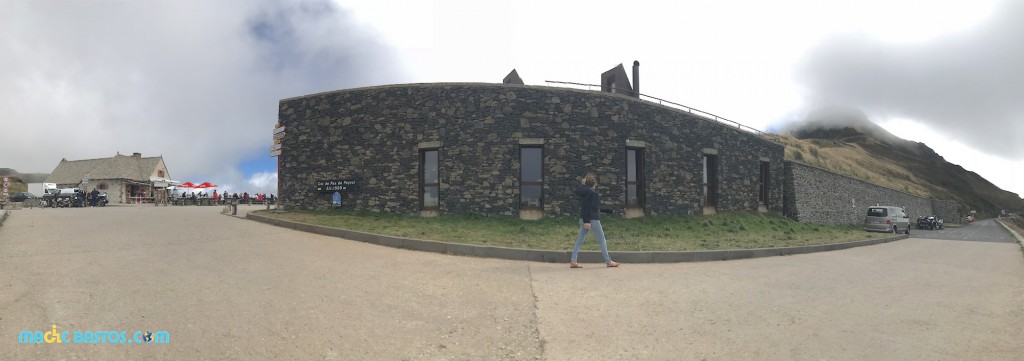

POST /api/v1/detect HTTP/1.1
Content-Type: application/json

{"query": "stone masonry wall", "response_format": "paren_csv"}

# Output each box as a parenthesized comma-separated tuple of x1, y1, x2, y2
(784, 161, 963, 226)
(278, 83, 786, 218)
(932, 199, 961, 223)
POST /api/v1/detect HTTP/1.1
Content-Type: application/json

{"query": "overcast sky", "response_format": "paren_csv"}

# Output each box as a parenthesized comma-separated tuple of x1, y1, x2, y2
(2, 0, 1021, 199)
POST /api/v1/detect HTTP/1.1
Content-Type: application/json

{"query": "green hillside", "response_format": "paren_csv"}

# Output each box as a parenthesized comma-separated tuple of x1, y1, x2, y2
(0, 168, 50, 194)
(777, 108, 1024, 218)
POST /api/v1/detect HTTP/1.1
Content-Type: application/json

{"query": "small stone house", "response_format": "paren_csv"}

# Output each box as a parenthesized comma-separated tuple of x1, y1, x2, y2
(45, 153, 171, 204)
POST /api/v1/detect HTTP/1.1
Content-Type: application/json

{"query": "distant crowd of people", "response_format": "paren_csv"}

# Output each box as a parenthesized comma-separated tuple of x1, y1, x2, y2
(173, 190, 275, 205)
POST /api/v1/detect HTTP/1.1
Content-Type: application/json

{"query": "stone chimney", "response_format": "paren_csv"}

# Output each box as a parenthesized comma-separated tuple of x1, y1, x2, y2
(632, 60, 640, 97)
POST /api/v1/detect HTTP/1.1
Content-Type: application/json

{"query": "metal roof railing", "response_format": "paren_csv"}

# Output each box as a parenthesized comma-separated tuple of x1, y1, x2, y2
(544, 80, 776, 140)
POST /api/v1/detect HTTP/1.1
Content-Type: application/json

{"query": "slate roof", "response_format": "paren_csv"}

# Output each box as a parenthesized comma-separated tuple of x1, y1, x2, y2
(45, 154, 166, 185)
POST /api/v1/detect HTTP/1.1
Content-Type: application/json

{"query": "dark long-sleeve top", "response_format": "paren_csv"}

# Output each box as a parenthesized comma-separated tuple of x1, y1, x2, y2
(576, 184, 601, 223)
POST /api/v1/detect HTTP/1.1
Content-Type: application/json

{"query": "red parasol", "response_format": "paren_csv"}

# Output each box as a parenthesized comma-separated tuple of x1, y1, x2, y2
(196, 182, 218, 189)
(178, 181, 197, 188)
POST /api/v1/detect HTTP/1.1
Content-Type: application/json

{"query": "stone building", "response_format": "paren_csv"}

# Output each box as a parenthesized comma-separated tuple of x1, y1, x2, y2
(277, 81, 786, 219)
(45, 152, 171, 204)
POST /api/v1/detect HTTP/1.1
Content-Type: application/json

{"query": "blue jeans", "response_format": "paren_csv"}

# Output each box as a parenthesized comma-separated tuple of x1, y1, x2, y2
(571, 219, 612, 263)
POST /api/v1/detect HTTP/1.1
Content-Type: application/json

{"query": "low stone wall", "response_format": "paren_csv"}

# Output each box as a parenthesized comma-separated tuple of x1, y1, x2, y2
(784, 161, 949, 226)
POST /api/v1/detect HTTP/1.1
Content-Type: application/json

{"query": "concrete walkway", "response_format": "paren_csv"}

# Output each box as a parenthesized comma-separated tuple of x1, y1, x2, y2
(1, 206, 1022, 360)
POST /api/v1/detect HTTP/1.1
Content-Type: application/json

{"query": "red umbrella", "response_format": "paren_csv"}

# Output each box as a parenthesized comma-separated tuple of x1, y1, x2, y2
(196, 182, 218, 189)
(178, 181, 197, 188)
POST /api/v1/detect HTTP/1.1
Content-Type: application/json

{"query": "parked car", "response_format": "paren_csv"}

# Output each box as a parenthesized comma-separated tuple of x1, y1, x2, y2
(917, 216, 944, 230)
(864, 206, 911, 234)
(11, 192, 36, 202)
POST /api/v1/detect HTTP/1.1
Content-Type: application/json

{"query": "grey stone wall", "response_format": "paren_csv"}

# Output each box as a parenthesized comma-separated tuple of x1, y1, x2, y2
(278, 83, 785, 217)
(783, 161, 964, 226)
(932, 199, 961, 223)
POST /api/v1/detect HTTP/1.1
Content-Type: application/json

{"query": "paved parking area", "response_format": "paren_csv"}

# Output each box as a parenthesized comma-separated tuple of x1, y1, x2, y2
(1, 206, 1022, 360)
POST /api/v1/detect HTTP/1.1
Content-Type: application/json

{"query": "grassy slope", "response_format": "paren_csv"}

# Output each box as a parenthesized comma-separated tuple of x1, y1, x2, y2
(778, 135, 931, 196)
(775, 134, 1024, 218)
(1004, 216, 1024, 237)
(0, 176, 28, 194)
(260, 210, 881, 252)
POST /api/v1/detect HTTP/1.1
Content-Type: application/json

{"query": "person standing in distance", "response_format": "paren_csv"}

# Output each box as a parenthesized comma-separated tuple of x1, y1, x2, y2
(89, 187, 100, 207)
(570, 173, 620, 268)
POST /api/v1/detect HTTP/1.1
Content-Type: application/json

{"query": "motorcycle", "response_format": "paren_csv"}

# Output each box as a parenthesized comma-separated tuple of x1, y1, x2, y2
(916, 216, 944, 230)
(54, 196, 71, 208)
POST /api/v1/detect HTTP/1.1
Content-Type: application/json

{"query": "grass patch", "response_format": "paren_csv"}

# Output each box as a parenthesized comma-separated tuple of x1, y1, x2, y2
(256, 210, 880, 252)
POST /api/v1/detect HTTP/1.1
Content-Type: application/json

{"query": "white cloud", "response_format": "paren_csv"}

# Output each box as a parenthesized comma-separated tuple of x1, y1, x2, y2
(2, 0, 1017, 198)
(246, 171, 279, 196)
(876, 118, 1024, 198)
(797, 4, 1024, 156)
(0, 0, 406, 183)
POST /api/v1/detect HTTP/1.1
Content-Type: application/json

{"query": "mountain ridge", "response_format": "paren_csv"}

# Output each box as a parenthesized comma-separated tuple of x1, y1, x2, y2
(779, 107, 1023, 218)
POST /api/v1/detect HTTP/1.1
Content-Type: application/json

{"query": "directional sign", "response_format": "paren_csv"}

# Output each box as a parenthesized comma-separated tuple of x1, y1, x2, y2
(271, 125, 286, 157)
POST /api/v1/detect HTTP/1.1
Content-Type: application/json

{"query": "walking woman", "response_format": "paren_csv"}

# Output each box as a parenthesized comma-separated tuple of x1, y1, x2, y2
(570, 173, 620, 268)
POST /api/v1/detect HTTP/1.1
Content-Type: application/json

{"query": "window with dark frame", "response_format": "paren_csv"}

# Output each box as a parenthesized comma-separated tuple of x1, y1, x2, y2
(703, 154, 719, 207)
(758, 161, 770, 205)
(420, 149, 439, 211)
(626, 148, 645, 208)
(520, 146, 543, 210)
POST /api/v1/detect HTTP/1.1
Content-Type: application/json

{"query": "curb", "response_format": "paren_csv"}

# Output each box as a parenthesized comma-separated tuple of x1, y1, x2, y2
(246, 212, 909, 263)
(994, 219, 1024, 256)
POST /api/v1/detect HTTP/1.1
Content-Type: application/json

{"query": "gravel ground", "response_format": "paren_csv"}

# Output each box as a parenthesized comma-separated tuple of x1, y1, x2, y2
(1, 206, 1021, 360)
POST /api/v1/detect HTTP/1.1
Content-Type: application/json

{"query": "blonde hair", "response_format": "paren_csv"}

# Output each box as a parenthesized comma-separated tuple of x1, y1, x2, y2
(582, 173, 598, 187)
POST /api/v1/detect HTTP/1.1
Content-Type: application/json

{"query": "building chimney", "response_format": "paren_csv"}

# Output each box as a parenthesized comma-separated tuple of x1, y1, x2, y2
(632, 60, 640, 98)
(132, 152, 141, 158)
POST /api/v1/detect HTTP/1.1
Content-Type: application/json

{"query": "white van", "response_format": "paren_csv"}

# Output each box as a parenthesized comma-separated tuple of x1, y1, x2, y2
(864, 206, 911, 234)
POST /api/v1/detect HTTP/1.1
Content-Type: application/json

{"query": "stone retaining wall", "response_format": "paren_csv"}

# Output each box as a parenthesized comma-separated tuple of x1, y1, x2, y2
(784, 161, 960, 225)
(932, 199, 961, 224)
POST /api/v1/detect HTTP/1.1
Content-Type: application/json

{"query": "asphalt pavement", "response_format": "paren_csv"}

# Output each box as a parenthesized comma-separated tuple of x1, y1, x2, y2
(909, 218, 1019, 243)
(1, 206, 1022, 360)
